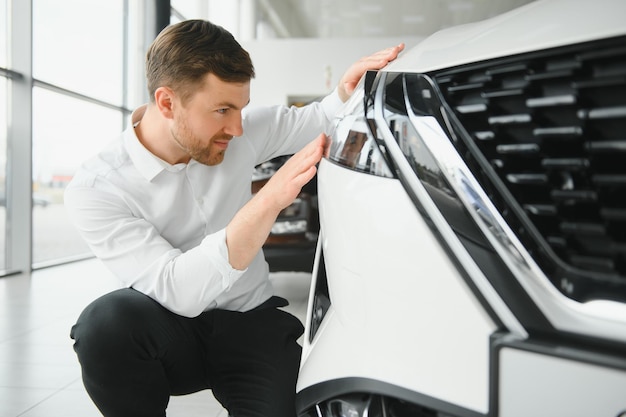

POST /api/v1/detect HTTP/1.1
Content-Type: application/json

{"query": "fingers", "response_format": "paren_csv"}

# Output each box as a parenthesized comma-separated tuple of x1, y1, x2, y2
(338, 43, 405, 101)
(302, 132, 327, 158)
(296, 135, 326, 183)
(354, 43, 405, 73)
(360, 43, 405, 68)
(266, 133, 326, 202)
(289, 134, 326, 180)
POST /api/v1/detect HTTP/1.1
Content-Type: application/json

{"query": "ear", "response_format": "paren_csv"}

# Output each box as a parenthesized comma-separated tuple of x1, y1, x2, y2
(154, 86, 176, 120)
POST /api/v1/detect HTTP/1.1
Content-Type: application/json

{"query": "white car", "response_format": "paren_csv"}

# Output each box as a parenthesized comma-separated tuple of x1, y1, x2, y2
(296, 0, 626, 416)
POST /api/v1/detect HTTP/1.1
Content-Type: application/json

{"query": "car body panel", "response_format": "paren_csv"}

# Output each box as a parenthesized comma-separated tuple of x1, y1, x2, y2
(498, 346, 626, 416)
(387, 0, 626, 74)
(298, 159, 498, 413)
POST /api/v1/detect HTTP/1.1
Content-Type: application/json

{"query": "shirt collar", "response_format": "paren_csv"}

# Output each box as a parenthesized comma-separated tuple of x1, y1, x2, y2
(124, 105, 187, 182)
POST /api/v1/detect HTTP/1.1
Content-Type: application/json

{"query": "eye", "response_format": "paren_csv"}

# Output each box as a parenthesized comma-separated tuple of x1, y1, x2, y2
(216, 108, 229, 114)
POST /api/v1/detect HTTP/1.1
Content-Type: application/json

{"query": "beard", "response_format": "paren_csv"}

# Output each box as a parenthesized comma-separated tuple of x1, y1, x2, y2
(171, 114, 231, 166)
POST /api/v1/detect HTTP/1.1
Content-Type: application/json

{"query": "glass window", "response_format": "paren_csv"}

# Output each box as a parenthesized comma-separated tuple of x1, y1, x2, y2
(0, 77, 6, 270)
(32, 87, 123, 265)
(32, 0, 124, 106)
(171, 0, 202, 20)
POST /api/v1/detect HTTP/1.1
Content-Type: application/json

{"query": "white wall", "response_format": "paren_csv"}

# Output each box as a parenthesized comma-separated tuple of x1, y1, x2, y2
(241, 37, 422, 108)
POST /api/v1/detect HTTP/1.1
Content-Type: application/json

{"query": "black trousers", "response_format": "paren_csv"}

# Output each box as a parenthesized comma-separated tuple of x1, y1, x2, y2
(70, 288, 304, 417)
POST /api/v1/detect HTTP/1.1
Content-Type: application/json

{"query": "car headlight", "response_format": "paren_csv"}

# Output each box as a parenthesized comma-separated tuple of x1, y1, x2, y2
(327, 115, 394, 178)
(325, 73, 395, 178)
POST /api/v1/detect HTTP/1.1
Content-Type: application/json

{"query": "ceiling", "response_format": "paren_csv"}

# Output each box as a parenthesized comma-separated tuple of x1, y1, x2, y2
(259, 0, 536, 39)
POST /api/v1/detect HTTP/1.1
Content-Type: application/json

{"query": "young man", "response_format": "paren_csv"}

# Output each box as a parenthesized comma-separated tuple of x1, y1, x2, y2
(65, 19, 403, 417)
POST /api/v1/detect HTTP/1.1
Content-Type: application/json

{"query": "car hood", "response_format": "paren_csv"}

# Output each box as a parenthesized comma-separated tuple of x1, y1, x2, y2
(386, 0, 626, 74)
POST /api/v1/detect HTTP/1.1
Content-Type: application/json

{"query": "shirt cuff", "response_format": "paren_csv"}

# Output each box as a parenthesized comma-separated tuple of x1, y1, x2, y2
(200, 228, 247, 291)
(320, 87, 344, 122)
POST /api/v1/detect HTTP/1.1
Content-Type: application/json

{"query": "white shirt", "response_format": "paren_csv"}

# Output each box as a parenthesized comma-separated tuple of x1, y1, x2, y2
(65, 91, 342, 317)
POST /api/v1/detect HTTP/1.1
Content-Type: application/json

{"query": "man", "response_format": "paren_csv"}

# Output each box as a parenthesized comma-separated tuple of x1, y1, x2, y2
(65, 19, 403, 417)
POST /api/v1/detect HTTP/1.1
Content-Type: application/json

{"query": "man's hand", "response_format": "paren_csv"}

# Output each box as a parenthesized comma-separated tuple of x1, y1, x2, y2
(260, 133, 326, 211)
(225, 134, 327, 270)
(337, 43, 405, 102)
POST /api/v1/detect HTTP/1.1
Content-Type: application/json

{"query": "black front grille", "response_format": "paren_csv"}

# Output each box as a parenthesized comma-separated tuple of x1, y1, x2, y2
(433, 36, 626, 303)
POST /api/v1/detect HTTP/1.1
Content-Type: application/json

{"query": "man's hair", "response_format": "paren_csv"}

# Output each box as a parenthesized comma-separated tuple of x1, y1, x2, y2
(145, 19, 255, 103)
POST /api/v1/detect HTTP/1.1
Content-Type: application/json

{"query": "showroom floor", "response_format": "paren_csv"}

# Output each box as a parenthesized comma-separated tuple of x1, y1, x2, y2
(0, 258, 312, 417)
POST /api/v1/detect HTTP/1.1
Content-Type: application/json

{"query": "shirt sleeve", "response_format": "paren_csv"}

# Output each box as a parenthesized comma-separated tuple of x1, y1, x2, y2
(64, 183, 245, 318)
(244, 88, 344, 163)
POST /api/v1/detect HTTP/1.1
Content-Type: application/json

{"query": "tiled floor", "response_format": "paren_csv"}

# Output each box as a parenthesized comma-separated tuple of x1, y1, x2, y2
(0, 258, 312, 417)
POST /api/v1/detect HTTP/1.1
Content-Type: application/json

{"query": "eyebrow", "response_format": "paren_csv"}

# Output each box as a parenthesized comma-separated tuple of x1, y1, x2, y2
(215, 99, 250, 111)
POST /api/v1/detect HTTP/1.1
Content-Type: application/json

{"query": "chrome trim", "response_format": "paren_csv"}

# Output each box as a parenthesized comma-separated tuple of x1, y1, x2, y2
(388, 72, 626, 343)
(373, 73, 528, 339)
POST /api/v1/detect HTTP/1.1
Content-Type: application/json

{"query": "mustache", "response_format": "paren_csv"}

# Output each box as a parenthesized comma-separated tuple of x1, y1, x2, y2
(213, 134, 233, 142)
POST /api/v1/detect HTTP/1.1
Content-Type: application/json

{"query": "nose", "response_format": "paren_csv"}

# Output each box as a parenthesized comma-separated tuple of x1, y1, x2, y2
(224, 112, 243, 137)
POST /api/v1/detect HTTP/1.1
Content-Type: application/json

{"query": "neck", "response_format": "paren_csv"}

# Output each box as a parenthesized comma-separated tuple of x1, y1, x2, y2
(135, 104, 188, 164)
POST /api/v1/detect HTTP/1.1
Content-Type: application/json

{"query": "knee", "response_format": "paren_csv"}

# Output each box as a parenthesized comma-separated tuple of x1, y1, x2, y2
(70, 289, 156, 358)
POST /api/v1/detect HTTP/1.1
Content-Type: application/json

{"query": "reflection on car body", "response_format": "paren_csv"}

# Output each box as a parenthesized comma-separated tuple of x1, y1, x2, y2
(296, 0, 626, 416)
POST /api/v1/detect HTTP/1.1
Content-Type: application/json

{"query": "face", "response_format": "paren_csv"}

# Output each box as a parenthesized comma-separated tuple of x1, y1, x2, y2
(170, 73, 250, 166)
